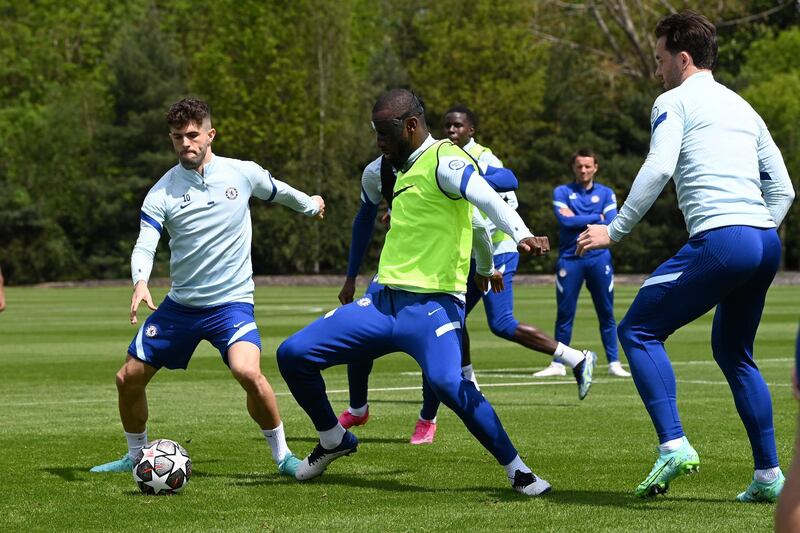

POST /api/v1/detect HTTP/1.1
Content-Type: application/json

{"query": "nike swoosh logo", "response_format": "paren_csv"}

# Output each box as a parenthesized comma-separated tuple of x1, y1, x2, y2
(233, 321, 245, 328)
(428, 308, 443, 316)
(180, 203, 190, 209)
(393, 184, 415, 199)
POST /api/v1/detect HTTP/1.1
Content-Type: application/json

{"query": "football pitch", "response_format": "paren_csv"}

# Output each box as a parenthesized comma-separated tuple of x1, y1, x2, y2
(1, 284, 797, 532)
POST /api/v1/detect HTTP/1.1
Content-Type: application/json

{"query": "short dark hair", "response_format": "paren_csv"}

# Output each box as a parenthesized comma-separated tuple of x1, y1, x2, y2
(655, 11, 717, 70)
(373, 89, 425, 122)
(444, 105, 478, 129)
(571, 148, 598, 166)
(166, 98, 211, 128)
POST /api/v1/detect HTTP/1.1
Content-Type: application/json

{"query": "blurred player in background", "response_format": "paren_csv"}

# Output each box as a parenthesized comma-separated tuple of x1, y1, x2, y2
(534, 149, 629, 378)
(90, 98, 325, 478)
(577, 11, 795, 501)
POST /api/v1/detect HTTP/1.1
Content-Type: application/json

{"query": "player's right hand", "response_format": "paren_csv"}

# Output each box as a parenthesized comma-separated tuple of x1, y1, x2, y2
(338, 277, 356, 305)
(517, 236, 550, 256)
(311, 195, 325, 219)
(130, 281, 157, 325)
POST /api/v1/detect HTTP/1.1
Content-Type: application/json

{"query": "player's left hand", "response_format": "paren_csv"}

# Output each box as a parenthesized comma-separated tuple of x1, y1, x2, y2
(576, 224, 612, 256)
(517, 236, 550, 256)
(559, 207, 575, 217)
(473, 270, 504, 294)
(311, 195, 325, 219)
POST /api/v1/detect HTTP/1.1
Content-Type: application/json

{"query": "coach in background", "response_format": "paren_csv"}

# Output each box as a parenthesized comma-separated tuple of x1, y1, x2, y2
(534, 149, 629, 378)
(577, 11, 795, 501)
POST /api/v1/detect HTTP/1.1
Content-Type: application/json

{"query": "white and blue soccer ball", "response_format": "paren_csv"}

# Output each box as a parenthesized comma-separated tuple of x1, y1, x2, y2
(132, 439, 192, 495)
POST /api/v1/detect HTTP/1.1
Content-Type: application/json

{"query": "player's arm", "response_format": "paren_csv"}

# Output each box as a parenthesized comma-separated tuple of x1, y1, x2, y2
(480, 164, 518, 193)
(130, 205, 163, 325)
(577, 97, 683, 254)
(471, 209, 502, 293)
(340, 167, 383, 304)
(598, 189, 618, 225)
(552, 187, 601, 229)
(755, 115, 795, 227)
(437, 157, 548, 256)
(250, 165, 324, 218)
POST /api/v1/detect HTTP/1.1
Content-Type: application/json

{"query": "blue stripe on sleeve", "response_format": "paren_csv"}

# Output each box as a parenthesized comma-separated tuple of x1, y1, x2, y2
(459, 165, 475, 198)
(139, 211, 162, 233)
(652, 112, 667, 133)
(759, 171, 772, 181)
(266, 175, 278, 202)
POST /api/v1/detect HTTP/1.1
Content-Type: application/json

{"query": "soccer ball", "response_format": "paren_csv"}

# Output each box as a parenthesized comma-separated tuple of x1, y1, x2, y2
(132, 439, 192, 495)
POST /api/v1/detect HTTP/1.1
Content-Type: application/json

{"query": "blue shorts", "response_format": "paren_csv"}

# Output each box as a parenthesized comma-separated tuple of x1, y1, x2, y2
(127, 297, 262, 370)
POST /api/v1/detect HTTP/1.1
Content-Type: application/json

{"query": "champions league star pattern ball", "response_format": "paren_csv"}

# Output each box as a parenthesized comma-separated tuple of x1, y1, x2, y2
(132, 439, 192, 495)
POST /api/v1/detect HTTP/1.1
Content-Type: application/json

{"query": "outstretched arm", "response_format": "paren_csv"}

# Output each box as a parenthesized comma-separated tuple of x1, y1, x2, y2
(437, 159, 548, 256)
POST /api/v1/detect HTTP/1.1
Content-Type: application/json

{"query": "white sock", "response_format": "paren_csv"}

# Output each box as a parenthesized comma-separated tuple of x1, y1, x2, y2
(125, 430, 148, 459)
(659, 437, 684, 454)
(319, 424, 346, 449)
(418, 415, 437, 424)
(262, 422, 291, 464)
(553, 342, 583, 368)
(348, 404, 368, 417)
(755, 467, 781, 483)
(502, 454, 531, 480)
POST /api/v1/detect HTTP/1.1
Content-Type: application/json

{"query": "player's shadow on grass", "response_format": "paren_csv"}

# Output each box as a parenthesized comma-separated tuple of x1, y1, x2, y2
(45, 467, 87, 482)
(274, 436, 409, 445)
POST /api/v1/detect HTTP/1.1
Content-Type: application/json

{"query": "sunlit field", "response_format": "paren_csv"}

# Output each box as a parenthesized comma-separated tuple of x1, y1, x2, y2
(0, 284, 796, 531)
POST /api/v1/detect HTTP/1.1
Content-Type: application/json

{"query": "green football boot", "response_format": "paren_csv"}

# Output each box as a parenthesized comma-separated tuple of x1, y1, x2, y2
(736, 471, 785, 503)
(634, 437, 700, 498)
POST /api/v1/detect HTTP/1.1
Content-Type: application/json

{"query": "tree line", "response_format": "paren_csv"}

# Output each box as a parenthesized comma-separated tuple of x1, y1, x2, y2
(0, 0, 797, 284)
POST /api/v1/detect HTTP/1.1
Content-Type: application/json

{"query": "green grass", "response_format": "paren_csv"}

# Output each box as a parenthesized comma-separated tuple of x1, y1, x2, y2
(0, 284, 796, 532)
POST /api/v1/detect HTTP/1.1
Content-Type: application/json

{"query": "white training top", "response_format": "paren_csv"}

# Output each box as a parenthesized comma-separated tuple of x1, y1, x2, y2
(464, 138, 519, 255)
(132, 154, 319, 307)
(608, 72, 794, 242)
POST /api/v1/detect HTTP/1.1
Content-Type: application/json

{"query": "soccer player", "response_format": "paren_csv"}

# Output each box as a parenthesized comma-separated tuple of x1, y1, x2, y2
(90, 98, 325, 477)
(336, 152, 511, 444)
(277, 89, 593, 496)
(577, 11, 795, 501)
(534, 149, 630, 378)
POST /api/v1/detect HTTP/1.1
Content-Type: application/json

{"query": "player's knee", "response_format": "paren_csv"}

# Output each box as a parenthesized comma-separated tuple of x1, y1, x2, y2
(488, 316, 517, 340)
(617, 315, 637, 348)
(276, 336, 305, 372)
(116, 364, 144, 392)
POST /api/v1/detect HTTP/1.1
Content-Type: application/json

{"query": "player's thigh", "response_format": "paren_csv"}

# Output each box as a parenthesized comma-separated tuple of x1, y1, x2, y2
(117, 354, 159, 388)
(279, 290, 396, 368)
(202, 302, 262, 367)
(556, 258, 584, 309)
(482, 253, 519, 326)
(127, 298, 202, 370)
(584, 252, 615, 310)
(394, 293, 465, 382)
(623, 233, 743, 339)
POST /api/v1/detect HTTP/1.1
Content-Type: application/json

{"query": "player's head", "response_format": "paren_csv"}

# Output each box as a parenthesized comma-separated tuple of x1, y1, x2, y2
(443, 105, 477, 148)
(571, 148, 598, 188)
(371, 89, 427, 169)
(654, 11, 717, 91)
(166, 98, 216, 170)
